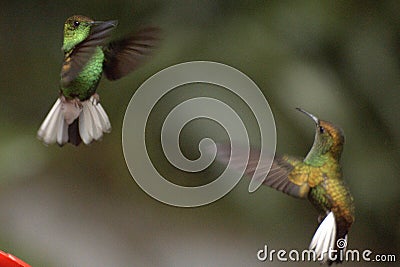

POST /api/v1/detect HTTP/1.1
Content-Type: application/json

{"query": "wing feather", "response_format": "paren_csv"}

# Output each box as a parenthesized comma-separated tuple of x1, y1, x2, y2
(103, 27, 161, 80)
(214, 144, 310, 198)
(61, 21, 117, 87)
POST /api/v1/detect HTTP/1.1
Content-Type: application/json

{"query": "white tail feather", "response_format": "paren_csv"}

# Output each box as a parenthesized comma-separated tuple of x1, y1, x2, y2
(56, 112, 68, 145)
(38, 95, 111, 145)
(309, 211, 337, 263)
(87, 101, 102, 140)
(39, 98, 61, 133)
(38, 98, 65, 145)
(78, 96, 111, 145)
(79, 101, 93, 144)
(95, 102, 111, 132)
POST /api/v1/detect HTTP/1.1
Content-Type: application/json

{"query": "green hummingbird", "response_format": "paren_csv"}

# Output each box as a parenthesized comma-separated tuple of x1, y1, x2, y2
(38, 15, 160, 146)
(215, 108, 355, 264)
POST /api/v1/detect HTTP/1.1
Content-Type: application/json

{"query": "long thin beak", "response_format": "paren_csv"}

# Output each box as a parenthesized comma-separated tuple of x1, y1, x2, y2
(91, 20, 118, 27)
(296, 107, 319, 125)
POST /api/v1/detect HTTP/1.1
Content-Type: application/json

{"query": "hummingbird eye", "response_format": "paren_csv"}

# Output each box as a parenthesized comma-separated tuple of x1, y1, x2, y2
(319, 126, 325, 134)
(73, 21, 80, 27)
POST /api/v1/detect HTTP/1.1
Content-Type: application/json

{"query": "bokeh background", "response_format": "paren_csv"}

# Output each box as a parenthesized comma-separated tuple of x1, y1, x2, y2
(1, 1, 399, 266)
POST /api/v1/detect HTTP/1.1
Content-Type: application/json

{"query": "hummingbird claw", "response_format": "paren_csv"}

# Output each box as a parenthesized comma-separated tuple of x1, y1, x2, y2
(71, 98, 83, 109)
(91, 93, 100, 105)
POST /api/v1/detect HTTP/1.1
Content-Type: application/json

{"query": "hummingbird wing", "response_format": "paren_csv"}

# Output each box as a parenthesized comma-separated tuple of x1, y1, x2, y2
(61, 21, 117, 87)
(103, 27, 161, 80)
(214, 144, 310, 198)
(268, 155, 310, 198)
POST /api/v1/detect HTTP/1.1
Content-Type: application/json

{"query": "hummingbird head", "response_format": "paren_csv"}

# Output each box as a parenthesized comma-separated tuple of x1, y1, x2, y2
(62, 15, 94, 52)
(62, 15, 118, 52)
(296, 108, 345, 161)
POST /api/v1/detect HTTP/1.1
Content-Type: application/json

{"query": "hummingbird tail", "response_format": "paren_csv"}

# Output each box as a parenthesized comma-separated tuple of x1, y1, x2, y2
(38, 95, 111, 146)
(37, 98, 68, 145)
(77, 96, 111, 145)
(309, 211, 337, 264)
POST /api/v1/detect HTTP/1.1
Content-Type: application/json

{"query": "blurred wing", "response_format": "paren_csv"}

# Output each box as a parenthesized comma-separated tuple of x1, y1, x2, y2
(103, 27, 161, 80)
(61, 21, 117, 87)
(266, 155, 310, 198)
(215, 144, 309, 198)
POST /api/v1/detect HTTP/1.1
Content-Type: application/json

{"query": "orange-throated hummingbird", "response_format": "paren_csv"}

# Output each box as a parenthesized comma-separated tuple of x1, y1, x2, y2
(216, 108, 355, 264)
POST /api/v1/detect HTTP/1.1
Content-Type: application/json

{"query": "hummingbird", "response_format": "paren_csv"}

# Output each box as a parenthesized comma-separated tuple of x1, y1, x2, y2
(215, 108, 355, 264)
(38, 15, 160, 146)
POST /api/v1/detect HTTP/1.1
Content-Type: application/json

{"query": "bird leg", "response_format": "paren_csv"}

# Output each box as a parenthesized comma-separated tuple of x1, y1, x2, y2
(90, 93, 100, 105)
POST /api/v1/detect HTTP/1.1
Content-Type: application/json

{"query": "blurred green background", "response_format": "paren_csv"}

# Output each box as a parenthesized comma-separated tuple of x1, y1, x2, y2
(1, 1, 399, 266)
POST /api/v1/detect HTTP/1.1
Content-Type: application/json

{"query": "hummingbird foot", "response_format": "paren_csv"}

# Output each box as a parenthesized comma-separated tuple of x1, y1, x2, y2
(58, 94, 81, 108)
(68, 97, 83, 109)
(90, 93, 100, 105)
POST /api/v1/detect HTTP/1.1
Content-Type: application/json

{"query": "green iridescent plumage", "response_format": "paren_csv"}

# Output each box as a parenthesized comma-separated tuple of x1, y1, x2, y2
(38, 15, 160, 146)
(62, 46, 104, 100)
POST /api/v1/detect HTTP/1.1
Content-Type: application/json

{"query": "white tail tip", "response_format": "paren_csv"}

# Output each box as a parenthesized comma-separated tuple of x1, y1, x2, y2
(309, 211, 337, 263)
(37, 96, 111, 146)
(79, 96, 111, 145)
(37, 98, 68, 145)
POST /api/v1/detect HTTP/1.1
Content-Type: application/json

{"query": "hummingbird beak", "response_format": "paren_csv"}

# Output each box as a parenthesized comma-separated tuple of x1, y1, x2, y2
(296, 108, 320, 125)
(91, 20, 118, 27)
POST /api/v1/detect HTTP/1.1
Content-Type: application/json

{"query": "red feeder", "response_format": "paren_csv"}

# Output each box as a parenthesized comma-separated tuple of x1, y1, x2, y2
(0, 250, 31, 267)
